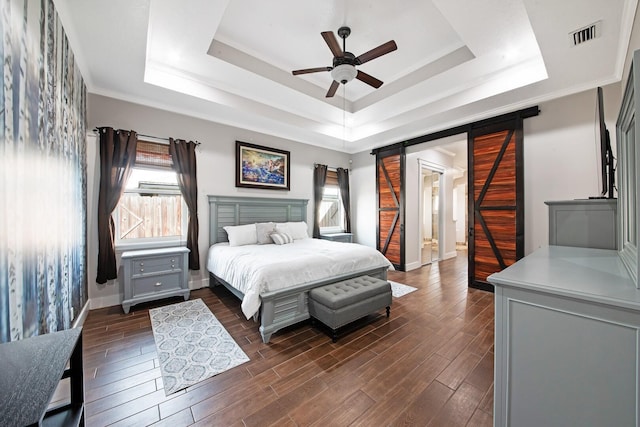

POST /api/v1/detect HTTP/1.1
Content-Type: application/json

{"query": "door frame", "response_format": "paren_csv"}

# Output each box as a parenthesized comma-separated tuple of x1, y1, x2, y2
(418, 159, 445, 265)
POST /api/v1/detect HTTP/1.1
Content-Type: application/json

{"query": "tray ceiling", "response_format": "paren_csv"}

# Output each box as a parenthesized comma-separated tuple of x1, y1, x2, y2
(55, 0, 637, 153)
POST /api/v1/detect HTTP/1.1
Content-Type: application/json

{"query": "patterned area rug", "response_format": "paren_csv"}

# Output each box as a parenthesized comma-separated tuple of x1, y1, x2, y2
(149, 298, 250, 395)
(389, 281, 418, 298)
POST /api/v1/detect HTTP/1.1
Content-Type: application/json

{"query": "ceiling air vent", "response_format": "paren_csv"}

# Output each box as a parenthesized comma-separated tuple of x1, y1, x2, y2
(569, 21, 601, 46)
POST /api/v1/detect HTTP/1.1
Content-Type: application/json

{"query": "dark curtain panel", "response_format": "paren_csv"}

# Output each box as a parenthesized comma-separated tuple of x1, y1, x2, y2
(336, 167, 352, 233)
(96, 128, 137, 284)
(313, 164, 328, 238)
(169, 139, 200, 270)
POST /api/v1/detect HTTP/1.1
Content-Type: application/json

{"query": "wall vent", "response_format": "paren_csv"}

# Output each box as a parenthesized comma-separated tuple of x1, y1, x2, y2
(569, 21, 601, 46)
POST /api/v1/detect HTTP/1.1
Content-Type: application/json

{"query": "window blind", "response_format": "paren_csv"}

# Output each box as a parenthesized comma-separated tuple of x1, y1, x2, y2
(325, 169, 339, 186)
(135, 140, 173, 168)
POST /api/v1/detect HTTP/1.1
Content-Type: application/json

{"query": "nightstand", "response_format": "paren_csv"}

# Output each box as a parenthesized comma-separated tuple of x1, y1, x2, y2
(320, 232, 353, 243)
(121, 247, 190, 313)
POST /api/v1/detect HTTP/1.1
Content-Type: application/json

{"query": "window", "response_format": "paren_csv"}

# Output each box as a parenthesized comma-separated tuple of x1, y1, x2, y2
(114, 141, 187, 247)
(319, 170, 345, 233)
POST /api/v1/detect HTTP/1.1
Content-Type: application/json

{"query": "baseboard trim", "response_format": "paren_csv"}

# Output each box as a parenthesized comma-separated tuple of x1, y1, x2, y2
(72, 300, 91, 328)
(443, 251, 458, 260)
(405, 261, 422, 271)
(188, 278, 209, 290)
(90, 294, 123, 310)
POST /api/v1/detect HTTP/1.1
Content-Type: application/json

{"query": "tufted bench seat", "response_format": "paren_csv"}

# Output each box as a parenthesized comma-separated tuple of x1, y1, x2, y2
(308, 275, 392, 342)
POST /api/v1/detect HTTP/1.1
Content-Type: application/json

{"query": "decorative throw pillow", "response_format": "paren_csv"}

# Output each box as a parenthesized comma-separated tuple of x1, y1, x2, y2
(287, 221, 309, 240)
(223, 224, 258, 246)
(256, 222, 276, 244)
(270, 231, 294, 245)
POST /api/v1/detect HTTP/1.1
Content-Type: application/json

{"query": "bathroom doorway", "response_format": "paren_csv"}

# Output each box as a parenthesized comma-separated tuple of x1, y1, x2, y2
(420, 161, 443, 265)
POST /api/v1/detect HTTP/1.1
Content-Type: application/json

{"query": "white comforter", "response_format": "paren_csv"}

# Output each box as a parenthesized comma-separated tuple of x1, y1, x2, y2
(207, 238, 393, 319)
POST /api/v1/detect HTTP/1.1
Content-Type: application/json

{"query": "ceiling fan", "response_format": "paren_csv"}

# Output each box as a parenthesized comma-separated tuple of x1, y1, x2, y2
(292, 26, 397, 98)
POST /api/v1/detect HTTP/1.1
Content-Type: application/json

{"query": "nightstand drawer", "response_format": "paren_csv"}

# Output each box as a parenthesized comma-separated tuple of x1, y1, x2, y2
(132, 255, 181, 276)
(132, 272, 182, 296)
(121, 247, 190, 313)
(320, 233, 353, 243)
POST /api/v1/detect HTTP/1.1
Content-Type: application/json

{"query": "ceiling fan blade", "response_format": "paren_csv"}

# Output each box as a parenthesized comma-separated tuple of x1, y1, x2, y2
(321, 31, 343, 57)
(356, 70, 383, 89)
(355, 40, 397, 65)
(292, 67, 332, 75)
(326, 80, 340, 98)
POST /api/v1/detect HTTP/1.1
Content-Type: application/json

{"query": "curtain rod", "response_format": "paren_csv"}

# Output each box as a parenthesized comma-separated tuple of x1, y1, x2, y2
(93, 128, 200, 145)
(313, 163, 349, 171)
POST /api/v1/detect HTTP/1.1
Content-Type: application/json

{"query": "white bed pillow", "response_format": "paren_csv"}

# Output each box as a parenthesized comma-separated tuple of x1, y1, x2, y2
(270, 231, 294, 245)
(223, 223, 258, 246)
(287, 221, 309, 239)
(275, 222, 291, 235)
(256, 222, 276, 244)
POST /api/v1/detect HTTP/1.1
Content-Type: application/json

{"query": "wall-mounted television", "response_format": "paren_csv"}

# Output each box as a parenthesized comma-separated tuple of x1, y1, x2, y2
(593, 86, 615, 199)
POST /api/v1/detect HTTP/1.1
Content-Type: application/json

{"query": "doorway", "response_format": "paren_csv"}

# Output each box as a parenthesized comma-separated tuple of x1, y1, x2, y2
(373, 107, 536, 285)
(420, 162, 443, 265)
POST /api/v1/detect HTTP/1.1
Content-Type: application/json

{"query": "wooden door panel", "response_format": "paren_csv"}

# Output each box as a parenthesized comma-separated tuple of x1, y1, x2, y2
(376, 150, 404, 269)
(469, 125, 523, 289)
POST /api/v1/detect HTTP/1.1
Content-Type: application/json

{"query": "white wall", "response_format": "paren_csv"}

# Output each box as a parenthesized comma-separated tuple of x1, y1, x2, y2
(350, 150, 378, 248)
(87, 94, 349, 308)
(523, 83, 621, 254)
(453, 173, 467, 244)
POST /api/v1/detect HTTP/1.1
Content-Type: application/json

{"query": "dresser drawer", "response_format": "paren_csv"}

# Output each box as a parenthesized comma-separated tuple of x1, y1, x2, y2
(132, 272, 182, 296)
(132, 255, 181, 276)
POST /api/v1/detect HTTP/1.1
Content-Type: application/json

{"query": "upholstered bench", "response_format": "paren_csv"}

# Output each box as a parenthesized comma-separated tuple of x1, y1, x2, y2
(308, 275, 392, 342)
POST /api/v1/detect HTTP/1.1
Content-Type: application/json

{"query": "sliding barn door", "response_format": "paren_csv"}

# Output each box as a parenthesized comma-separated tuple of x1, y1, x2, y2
(376, 147, 405, 270)
(468, 119, 524, 290)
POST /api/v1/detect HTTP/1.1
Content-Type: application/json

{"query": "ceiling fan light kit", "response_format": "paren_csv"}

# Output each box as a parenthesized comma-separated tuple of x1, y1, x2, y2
(331, 63, 357, 84)
(291, 26, 397, 98)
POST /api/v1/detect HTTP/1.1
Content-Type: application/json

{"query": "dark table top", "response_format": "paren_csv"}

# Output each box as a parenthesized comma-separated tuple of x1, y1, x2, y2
(0, 328, 82, 426)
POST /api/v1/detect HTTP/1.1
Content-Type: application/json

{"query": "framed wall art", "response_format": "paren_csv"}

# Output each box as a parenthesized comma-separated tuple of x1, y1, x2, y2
(236, 141, 290, 190)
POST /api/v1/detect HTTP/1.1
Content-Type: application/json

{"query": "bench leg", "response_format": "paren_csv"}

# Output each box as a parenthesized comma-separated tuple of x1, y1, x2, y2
(332, 329, 338, 343)
(386, 306, 390, 318)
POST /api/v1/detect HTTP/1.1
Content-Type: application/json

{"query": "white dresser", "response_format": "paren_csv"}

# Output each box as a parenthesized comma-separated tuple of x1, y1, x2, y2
(121, 247, 190, 313)
(488, 246, 640, 427)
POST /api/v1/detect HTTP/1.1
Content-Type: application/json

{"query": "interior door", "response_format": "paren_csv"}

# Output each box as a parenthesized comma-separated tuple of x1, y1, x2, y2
(468, 119, 524, 290)
(376, 146, 405, 270)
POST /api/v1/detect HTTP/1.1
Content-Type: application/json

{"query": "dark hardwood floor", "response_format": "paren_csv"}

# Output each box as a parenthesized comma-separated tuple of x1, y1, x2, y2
(82, 251, 494, 426)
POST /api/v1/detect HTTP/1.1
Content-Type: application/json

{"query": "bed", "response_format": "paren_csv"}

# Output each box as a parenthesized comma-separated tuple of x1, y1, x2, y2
(207, 195, 392, 343)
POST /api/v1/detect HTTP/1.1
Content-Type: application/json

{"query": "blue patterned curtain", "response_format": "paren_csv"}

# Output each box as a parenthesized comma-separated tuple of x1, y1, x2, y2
(0, 0, 87, 342)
